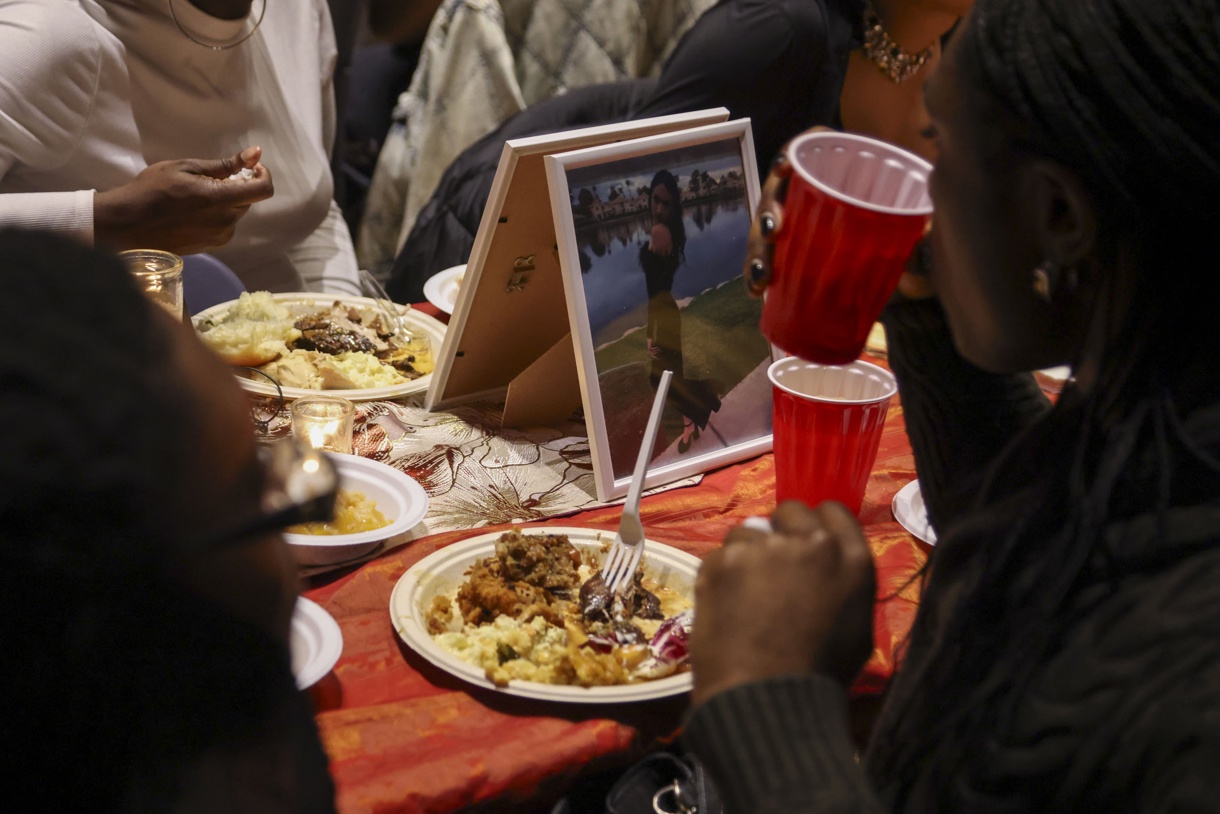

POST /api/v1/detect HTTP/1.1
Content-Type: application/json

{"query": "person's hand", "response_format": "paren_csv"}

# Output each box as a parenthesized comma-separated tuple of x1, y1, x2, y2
(94, 146, 274, 255)
(892, 226, 936, 301)
(649, 222, 673, 257)
(743, 147, 796, 296)
(743, 126, 936, 301)
(690, 500, 876, 707)
(646, 337, 662, 359)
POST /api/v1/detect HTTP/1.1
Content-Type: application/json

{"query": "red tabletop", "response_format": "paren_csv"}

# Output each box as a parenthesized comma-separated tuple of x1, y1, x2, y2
(301, 363, 927, 813)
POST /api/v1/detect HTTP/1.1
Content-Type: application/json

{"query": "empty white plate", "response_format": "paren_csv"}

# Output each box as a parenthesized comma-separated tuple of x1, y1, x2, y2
(290, 596, 343, 689)
(892, 479, 936, 545)
(422, 264, 465, 315)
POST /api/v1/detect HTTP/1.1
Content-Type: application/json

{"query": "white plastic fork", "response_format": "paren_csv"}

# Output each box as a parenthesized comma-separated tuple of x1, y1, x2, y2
(602, 369, 673, 598)
(358, 268, 431, 355)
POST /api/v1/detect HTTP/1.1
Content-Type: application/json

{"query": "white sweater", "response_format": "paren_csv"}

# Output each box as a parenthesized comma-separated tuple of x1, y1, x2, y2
(0, 0, 360, 295)
(0, 0, 145, 243)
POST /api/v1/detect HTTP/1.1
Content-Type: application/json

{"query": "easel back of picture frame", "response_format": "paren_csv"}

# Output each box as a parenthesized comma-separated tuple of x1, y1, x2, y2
(424, 108, 730, 425)
(545, 119, 770, 502)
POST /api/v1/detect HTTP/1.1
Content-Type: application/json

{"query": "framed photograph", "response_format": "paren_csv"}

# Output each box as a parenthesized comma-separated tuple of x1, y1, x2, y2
(424, 109, 730, 419)
(545, 119, 772, 501)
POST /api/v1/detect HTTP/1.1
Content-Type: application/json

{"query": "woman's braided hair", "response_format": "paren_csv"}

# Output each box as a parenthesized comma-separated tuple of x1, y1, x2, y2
(865, 1, 1220, 807)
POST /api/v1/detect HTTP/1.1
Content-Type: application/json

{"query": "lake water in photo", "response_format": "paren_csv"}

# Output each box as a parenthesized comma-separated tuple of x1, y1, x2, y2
(576, 196, 752, 348)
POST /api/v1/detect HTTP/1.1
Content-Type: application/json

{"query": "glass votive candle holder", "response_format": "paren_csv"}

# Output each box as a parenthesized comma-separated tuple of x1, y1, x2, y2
(290, 395, 355, 454)
(119, 249, 184, 319)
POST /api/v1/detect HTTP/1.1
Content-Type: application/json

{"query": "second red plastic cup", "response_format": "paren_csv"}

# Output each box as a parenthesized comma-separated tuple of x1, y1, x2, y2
(769, 357, 897, 515)
(761, 131, 932, 364)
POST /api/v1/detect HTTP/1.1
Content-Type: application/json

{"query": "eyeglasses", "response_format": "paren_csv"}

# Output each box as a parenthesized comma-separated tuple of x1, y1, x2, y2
(199, 438, 340, 549)
(238, 367, 286, 436)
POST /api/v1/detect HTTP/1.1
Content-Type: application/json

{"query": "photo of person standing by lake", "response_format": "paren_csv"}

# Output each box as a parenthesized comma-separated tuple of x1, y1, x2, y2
(640, 169, 723, 453)
(557, 131, 773, 484)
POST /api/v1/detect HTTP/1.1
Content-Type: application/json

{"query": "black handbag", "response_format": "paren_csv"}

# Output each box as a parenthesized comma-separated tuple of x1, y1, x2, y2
(551, 750, 724, 814)
(604, 751, 724, 814)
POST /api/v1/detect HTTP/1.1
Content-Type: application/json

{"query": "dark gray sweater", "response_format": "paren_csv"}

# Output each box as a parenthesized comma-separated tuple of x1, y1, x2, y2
(683, 298, 1220, 812)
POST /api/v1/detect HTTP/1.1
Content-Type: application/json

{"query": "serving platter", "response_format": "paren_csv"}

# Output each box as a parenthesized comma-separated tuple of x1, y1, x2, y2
(389, 526, 700, 702)
(892, 479, 936, 545)
(290, 596, 343, 689)
(193, 292, 447, 401)
(422, 264, 465, 315)
(285, 453, 429, 567)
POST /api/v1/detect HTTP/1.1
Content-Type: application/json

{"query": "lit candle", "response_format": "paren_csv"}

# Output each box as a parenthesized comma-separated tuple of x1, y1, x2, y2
(118, 249, 184, 318)
(290, 395, 354, 454)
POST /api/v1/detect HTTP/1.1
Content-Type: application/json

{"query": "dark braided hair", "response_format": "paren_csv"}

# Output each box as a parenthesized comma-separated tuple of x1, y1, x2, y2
(865, 2, 1220, 808)
(0, 230, 312, 812)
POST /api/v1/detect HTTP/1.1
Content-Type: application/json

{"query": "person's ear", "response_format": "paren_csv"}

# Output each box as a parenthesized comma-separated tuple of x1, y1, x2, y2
(1025, 159, 1097, 270)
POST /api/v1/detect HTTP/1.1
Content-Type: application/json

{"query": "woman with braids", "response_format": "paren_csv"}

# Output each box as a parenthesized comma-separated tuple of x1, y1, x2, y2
(0, 229, 336, 812)
(639, 169, 721, 452)
(683, 0, 1220, 811)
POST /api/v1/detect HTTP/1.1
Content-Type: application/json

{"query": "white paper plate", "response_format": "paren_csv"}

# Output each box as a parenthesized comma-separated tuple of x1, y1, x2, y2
(389, 526, 699, 703)
(193, 292, 447, 402)
(285, 453, 429, 567)
(290, 596, 343, 689)
(422, 264, 465, 315)
(892, 479, 936, 545)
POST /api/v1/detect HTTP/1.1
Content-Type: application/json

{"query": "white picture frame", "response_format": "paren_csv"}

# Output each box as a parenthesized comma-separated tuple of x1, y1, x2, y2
(545, 119, 772, 501)
(424, 109, 731, 417)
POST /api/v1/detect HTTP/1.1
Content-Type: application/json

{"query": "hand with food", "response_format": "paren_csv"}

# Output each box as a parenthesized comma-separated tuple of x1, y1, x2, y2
(94, 146, 274, 255)
(743, 149, 795, 297)
(689, 500, 876, 707)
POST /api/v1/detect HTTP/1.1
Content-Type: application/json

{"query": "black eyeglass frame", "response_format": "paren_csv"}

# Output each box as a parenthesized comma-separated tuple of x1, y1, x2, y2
(195, 438, 340, 550)
(237, 366, 287, 435)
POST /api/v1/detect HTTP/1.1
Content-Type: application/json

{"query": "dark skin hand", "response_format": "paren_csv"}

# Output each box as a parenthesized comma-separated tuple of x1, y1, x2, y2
(744, 128, 935, 301)
(690, 500, 876, 707)
(94, 146, 274, 255)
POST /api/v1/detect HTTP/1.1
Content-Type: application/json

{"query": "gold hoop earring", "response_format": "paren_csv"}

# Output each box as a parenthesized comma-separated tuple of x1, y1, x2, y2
(1032, 260, 1078, 303)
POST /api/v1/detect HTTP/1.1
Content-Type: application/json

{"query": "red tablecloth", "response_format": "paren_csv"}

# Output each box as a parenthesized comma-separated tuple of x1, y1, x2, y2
(303, 384, 927, 813)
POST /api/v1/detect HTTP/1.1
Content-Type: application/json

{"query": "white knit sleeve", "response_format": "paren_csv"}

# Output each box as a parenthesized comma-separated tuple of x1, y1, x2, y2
(0, 191, 94, 244)
(0, 0, 102, 241)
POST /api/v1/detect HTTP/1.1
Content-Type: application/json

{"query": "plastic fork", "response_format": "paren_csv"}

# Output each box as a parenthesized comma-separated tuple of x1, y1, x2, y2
(358, 268, 431, 355)
(602, 369, 673, 598)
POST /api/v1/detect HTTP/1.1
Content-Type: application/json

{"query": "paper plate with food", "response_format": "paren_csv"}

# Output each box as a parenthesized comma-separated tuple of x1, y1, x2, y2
(193, 291, 447, 401)
(285, 453, 429, 567)
(390, 527, 699, 702)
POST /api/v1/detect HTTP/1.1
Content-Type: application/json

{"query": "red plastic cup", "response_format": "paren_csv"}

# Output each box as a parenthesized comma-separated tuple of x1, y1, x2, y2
(769, 357, 897, 515)
(761, 131, 932, 364)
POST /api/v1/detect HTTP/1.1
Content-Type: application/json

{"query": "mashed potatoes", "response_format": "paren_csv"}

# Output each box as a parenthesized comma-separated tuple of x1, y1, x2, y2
(435, 615, 575, 685)
(327, 351, 408, 388)
(197, 292, 301, 366)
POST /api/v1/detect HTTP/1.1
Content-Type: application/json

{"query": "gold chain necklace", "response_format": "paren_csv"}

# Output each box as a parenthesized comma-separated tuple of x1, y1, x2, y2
(167, 0, 267, 51)
(861, 1, 934, 84)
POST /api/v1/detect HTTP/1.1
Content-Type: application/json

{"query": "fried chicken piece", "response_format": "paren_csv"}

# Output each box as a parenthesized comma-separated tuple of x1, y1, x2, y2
(456, 559, 520, 625)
